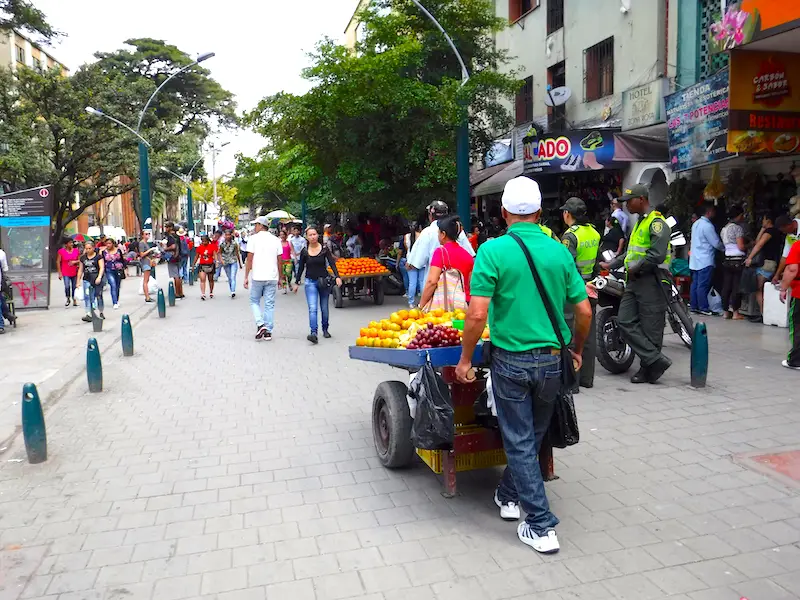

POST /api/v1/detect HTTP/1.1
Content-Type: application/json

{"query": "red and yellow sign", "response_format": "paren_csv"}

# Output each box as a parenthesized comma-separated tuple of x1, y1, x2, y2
(727, 50, 800, 154)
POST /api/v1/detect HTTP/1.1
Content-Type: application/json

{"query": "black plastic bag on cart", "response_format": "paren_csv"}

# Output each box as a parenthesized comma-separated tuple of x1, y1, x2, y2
(409, 360, 454, 450)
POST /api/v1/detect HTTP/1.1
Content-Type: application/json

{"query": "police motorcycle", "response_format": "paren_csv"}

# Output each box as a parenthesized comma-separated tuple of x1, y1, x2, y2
(594, 217, 693, 374)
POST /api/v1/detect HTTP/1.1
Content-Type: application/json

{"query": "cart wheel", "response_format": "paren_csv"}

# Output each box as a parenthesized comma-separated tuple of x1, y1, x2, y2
(372, 381, 414, 468)
(333, 285, 343, 308)
(373, 279, 385, 305)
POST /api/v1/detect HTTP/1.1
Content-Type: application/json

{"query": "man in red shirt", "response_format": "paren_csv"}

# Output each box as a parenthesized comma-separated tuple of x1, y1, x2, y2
(780, 239, 800, 369)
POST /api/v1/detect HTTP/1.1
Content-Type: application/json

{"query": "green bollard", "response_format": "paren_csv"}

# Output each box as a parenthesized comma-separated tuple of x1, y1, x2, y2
(121, 314, 134, 357)
(168, 281, 176, 307)
(690, 322, 708, 388)
(157, 289, 166, 318)
(21, 383, 47, 464)
(189, 267, 195, 286)
(87, 337, 103, 393)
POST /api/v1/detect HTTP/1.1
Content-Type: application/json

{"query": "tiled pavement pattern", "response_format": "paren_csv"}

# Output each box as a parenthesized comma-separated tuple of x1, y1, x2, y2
(1, 271, 799, 600)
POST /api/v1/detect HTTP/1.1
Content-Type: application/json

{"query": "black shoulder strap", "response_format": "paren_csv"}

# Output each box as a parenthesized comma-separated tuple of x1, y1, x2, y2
(508, 232, 567, 349)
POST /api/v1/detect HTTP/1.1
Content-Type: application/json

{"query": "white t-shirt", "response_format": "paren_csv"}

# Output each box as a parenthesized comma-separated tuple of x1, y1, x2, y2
(782, 218, 800, 258)
(0, 249, 7, 286)
(247, 231, 282, 281)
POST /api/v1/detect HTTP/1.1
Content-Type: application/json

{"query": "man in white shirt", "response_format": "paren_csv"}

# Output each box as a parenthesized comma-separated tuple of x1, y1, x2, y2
(243, 216, 283, 341)
(407, 201, 475, 285)
(288, 224, 307, 280)
(610, 198, 630, 237)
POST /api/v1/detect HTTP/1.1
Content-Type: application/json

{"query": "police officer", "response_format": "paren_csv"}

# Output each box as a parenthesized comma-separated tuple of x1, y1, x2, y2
(561, 197, 600, 388)
(603, 184, 672, 383)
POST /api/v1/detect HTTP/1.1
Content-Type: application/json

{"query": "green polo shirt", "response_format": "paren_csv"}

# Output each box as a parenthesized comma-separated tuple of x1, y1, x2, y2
(471, 222, 587, 352)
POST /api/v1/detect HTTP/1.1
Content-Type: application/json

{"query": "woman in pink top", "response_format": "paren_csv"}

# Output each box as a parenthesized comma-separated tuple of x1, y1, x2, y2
(279, 229, 293, 293)
(56, 238, 81, 307)
(420, 215, 474, 308)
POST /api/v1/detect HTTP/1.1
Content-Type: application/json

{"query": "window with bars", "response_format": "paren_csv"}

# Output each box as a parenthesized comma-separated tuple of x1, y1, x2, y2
(15, 45, 25, 64)
(547, 0, 564, 34)
(515, 76, 534, 125)
(509, 0, 539, 22)
(584, 37, 614, 102)
(548, 61, 566, 131)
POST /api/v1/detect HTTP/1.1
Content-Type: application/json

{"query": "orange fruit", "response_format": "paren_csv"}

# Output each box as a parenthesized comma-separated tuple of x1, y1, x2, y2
(368, 328, 379, 338)
(409, 308, 421, 319)
(359, 328, 369, 337)
(398, 310, 409, 320)
(356, 337, 366, 346)
(432, 308, 444, 318)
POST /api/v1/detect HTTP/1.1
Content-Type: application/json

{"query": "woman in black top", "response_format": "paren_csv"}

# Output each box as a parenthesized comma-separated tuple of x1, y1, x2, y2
(600, 217, 626, 258)
(293, 226, 342, 344)
(77, 240, 106, 322)
(745, 214, 785, 318)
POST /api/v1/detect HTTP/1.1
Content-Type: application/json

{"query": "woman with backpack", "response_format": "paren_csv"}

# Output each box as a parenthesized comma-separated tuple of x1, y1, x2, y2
(419, 215, 473, 311)
(103, 238, 127, 310)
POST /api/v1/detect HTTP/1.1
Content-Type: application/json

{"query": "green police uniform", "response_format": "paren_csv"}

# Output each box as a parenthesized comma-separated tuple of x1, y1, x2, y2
(562, 223, 601, 388)
(613, 209, 671, 371)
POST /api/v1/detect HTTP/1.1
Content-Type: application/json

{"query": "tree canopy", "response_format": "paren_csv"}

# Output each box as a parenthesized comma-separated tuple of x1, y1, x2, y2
(0, 0, 58, 41)
(0, 38, 237, 242)
(239, 0, 518, 216)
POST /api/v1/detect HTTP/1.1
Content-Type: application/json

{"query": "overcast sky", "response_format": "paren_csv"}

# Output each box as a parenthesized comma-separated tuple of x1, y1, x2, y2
(34, 0, 358, 178)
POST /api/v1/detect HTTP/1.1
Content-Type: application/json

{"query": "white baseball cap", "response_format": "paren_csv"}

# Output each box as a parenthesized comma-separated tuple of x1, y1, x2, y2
(502, 177, 542, 215)
(253, 216, 269, 227)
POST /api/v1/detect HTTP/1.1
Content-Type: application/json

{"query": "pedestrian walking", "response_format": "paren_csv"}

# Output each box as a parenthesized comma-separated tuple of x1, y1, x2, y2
(77, 241, 105, 322)
(289, 224, 307, 280)
(213, 230, 225, 283)
(178, 228, 191, 283)
(293, 226, 342, 344)
(56, 238, 80, 307)
(689, 202, 723, 315)
(238, 230, 249, 264)
(103, 238, 126, 310)
(418, 215, 474, 310)
(774, 214, 800, 285)
(604, 184, 672, 383)
(164, 222, 185, 300)
(456, 176, 591, 554)
(279, 230, 293, 293)
(404, 221, 424, 307)
(244, 216, 283, 340)
(560, 197, 600, 388)
(779, 239, 800, 369)
(138, 231, 158, 303)
(0, 246, 9, 333)
(720, 205, 747, 320)
(219, 230, 243, 298)
(194, 235, 217, 300)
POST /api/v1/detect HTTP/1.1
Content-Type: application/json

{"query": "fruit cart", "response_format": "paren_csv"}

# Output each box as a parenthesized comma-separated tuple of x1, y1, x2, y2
(348, 344, 556, 497)
(333, 273, 388, 308)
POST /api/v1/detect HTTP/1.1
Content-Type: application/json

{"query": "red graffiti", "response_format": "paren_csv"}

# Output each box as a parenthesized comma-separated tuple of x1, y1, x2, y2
(12, 281, 44, 306)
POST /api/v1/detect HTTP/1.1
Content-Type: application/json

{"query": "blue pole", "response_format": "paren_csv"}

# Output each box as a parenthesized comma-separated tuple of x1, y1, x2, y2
(121, 314, 134, 357)
(139, 142, 152, 232)
(168, 281, 176, 307)
(187, 185, 195, 286)
(690, 322, 708, 388)
(22, 383, 47, 464)
(87, 337, 103, 393)
(157, 289, 166, 318)
(456, 110, 470, 228)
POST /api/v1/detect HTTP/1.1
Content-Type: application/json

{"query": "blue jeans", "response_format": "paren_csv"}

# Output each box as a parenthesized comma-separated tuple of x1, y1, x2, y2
(399, 257, 409, 294)
(0, 293, 6, 330)
(180, 257, 189, 282)
(106, 270, 122, 305)
(407, 266, 426, 307)
(63, 275, 77, 300)
(305, 279, 330, 335)
(83, 280, 104, 313)
(223, 263, 239, 293)
(249, 280, 277, 331)
(690, 265, 714, 312)
(491, 347, 561, 534)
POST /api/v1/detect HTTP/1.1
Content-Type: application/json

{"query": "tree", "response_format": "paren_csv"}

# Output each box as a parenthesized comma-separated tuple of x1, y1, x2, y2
(0, 0, 58, 41)
(189, 179, 239, 223)
(243, 0, 518, 216)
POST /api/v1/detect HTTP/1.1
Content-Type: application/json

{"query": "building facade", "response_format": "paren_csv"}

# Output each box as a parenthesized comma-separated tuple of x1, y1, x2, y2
(0, 29, 68, 74)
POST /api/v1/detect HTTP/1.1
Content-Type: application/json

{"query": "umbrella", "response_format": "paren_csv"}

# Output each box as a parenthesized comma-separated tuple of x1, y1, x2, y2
(265, 210, 296, 221)
(71, 233, 91, 242)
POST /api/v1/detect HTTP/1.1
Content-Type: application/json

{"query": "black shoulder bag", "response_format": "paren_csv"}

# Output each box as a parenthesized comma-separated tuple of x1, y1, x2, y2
(508, 232, 580, 448)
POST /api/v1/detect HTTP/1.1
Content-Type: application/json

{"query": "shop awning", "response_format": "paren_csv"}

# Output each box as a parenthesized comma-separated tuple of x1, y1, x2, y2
(472, 160, 523, 197)
(613, 124, 670, 162)
(470, 162, 509, 187)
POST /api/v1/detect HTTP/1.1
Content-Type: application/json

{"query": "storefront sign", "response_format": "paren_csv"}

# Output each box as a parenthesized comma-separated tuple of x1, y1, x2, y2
(727, 50, 800, 154)
(522, 129, 623, 174)
(621, 79, 667, 131)
(710, 1, 800, 54)
(0, 186, 52, 309)
(665, 70, 735, 171)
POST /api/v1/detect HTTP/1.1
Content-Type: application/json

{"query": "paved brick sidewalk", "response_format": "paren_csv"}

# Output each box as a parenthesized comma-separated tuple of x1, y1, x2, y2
(0, 272, 799, 600)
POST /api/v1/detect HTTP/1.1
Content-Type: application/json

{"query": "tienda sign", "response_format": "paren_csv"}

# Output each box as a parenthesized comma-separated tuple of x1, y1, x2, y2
(523, 136, 572, 162)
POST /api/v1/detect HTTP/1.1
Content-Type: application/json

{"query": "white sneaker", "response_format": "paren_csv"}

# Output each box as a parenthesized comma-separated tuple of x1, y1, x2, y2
(113, 304, 119, 310)
(782, 360, 800, 370)
(494, 490, 520, 521)
(517, 523, 559, 554)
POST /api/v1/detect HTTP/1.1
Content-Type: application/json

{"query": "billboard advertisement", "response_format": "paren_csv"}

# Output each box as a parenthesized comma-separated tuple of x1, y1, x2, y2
(522, 129, 623, 174)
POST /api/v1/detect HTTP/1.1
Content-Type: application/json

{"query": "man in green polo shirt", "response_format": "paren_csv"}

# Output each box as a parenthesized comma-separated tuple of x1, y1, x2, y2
(456, 176, 591, 555)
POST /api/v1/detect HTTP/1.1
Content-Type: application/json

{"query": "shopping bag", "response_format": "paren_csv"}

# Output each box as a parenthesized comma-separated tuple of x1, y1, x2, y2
(708, 288, 723, 313)
(74, 285, 84, 302)
(408, 360, 454, 450)
(548, 372, 580, 449)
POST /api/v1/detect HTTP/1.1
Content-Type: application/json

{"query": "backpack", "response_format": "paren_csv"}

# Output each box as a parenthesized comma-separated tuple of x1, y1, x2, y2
(179, 236, 189, 257)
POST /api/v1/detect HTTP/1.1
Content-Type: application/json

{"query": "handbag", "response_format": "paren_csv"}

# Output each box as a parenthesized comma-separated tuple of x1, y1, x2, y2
(508, 232, 579, 448)
(422, 247, 468, 313)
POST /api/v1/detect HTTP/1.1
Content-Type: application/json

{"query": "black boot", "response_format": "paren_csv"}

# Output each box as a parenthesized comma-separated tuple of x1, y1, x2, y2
(630, 368, 649, 384)
(646, 355, 672, 383)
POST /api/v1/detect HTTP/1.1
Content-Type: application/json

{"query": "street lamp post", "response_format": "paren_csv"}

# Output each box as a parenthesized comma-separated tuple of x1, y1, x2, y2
(161, 156, 204, 285)
(408, 0, 471, 227)
(86, 52, 215, 235)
